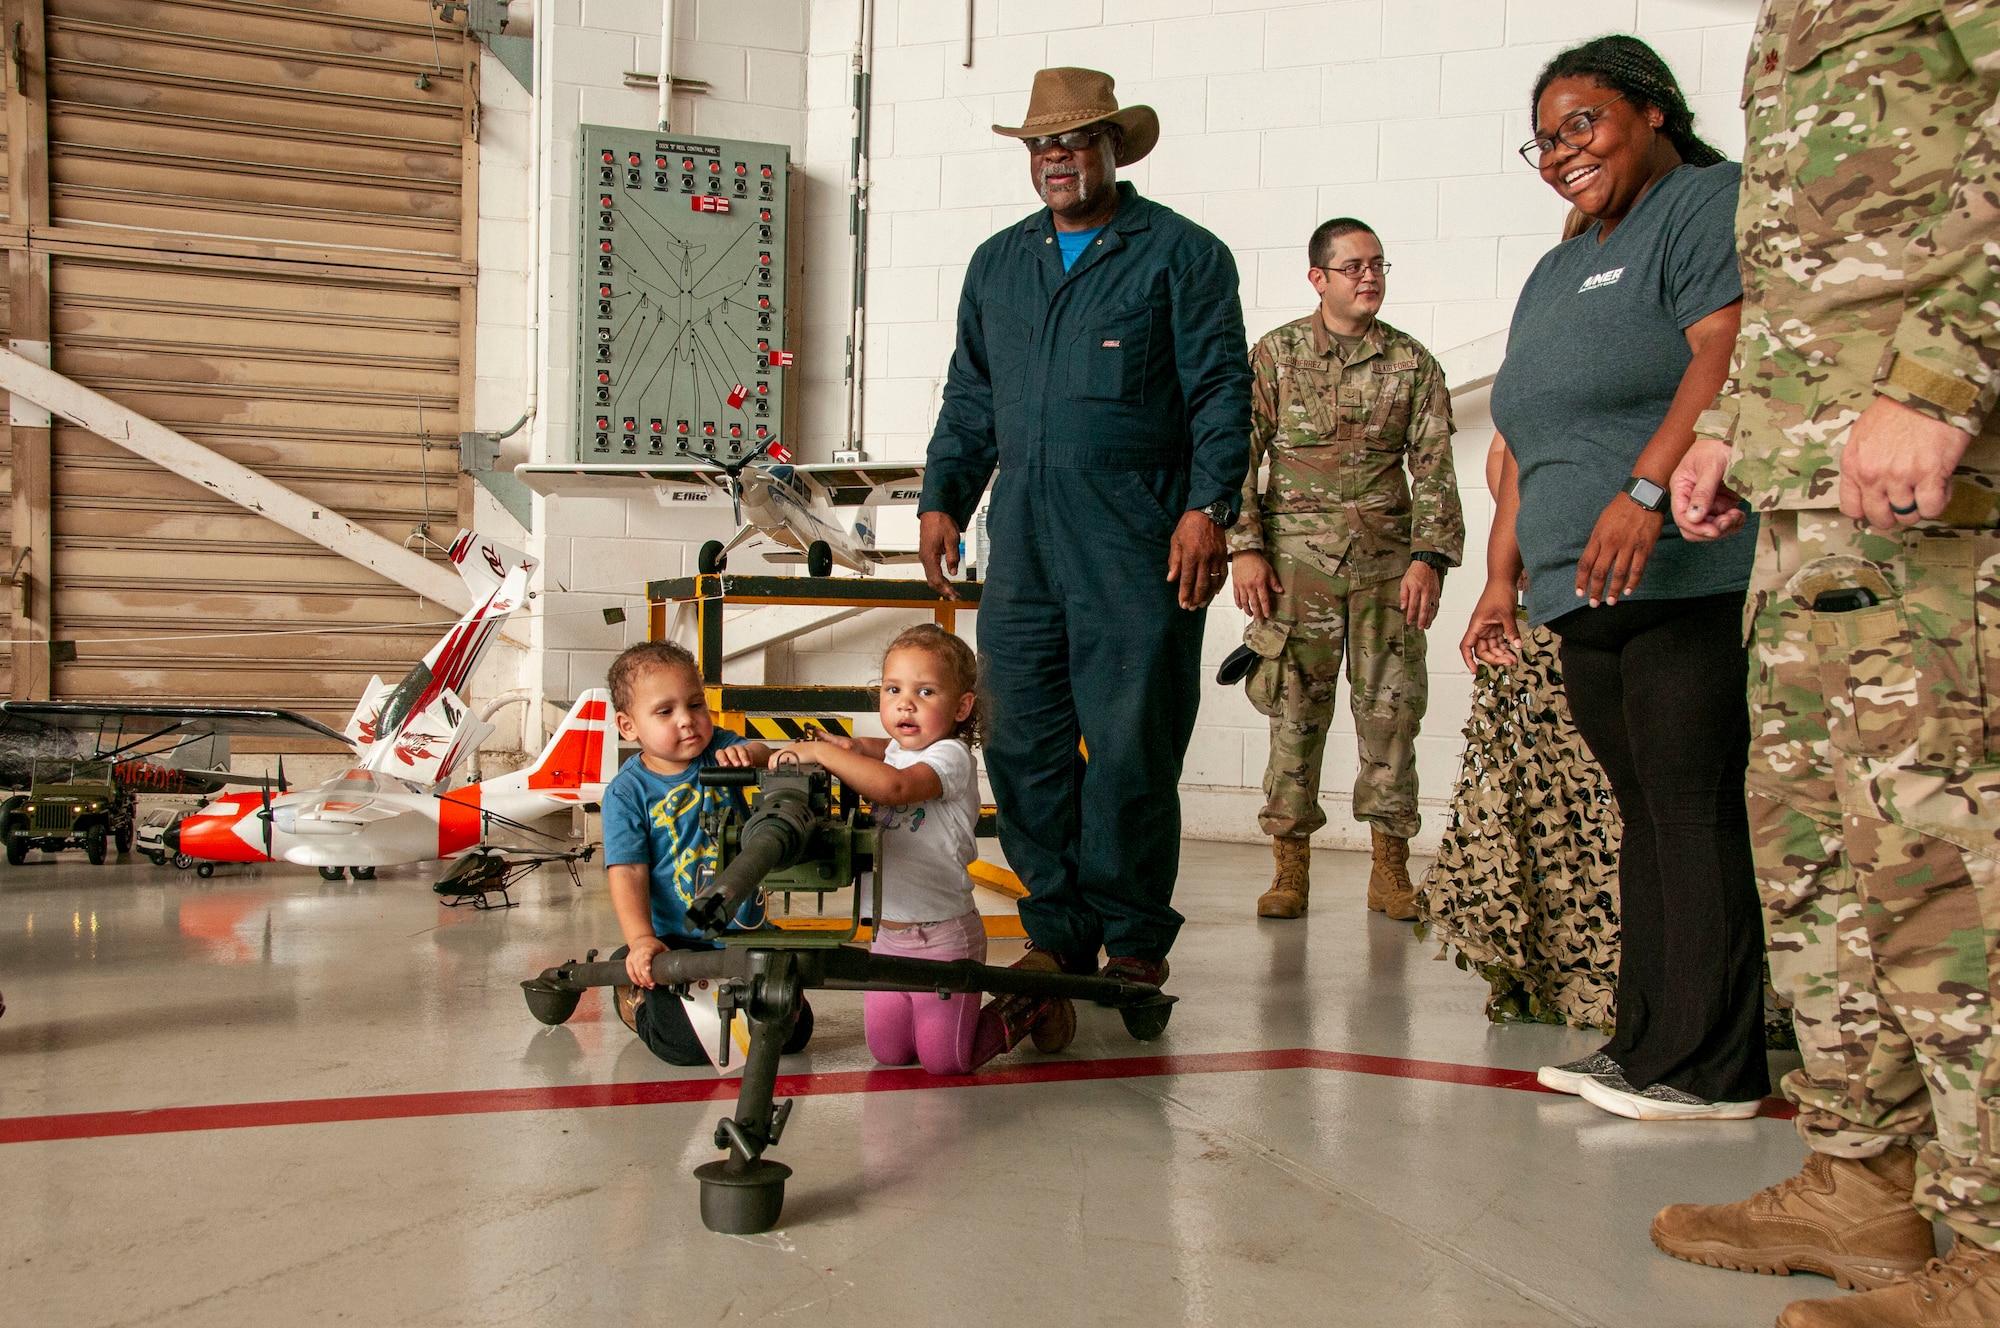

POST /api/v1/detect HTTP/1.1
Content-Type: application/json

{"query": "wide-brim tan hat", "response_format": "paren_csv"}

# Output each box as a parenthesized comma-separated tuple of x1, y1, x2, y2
(992, 67, 1158, 167)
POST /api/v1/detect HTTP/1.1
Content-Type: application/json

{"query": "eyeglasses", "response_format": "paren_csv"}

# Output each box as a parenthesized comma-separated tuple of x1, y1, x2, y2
(1023, 126, 1114, 154)
(1317, 259, 1391, 280)
(1517, 93, 1626, 166)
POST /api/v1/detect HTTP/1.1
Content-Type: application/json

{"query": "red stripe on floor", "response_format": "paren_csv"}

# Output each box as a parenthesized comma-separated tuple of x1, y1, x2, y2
(0, 1047, 1793, 1145)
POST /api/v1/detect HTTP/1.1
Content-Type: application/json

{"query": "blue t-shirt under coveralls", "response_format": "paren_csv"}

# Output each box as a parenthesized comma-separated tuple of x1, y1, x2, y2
(1056, 225, 1103, 270)
(600, 733, 767, 942)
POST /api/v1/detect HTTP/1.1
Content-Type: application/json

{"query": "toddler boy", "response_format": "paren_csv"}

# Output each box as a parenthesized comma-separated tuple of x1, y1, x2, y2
(601, 641, 812, 1064)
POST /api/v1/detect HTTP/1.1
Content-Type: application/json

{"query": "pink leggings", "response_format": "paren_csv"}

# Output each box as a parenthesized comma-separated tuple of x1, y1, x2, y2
(866, 911, 1005, 1075)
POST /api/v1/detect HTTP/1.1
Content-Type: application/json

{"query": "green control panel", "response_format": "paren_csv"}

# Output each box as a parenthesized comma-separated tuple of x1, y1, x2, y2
(575, 125, 790, 464)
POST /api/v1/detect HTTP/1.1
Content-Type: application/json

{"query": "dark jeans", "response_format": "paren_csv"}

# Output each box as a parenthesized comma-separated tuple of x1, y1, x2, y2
(1548, 591, 1769, 1104)
(621, 940, 815, 1067)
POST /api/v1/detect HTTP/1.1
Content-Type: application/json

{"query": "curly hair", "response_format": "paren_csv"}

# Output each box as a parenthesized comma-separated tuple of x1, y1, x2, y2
(607, 640, 700, 713)
(1532, 35, 1724, 169)
(882, 624, 986, 748)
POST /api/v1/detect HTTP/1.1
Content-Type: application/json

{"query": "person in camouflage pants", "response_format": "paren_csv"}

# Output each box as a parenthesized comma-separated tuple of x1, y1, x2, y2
(1661, 3, 2000, 1321)
(1229, 217, 1462, 923)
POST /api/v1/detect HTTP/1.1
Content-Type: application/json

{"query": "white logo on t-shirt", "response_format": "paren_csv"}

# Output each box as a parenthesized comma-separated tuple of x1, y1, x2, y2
(1579, 267, 1625, 293)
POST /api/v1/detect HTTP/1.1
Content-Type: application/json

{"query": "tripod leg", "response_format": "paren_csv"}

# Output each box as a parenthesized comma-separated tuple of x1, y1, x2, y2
(693, 955, 799, 1234)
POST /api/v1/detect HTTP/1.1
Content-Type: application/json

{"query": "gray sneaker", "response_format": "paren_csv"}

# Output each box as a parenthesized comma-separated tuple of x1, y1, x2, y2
(1537, 1050, 1630, 1096)
(1578, 1076, 1762, 1121)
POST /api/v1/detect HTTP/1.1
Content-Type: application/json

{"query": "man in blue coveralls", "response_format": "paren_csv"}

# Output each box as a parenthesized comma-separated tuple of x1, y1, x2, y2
(918, 67, 1252, 990)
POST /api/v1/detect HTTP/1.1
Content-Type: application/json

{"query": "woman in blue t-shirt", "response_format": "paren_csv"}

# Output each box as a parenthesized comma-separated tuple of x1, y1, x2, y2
(1461, 36, 1769, 1120)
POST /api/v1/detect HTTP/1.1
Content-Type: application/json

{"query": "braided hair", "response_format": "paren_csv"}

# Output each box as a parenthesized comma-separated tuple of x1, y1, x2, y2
(1531, 35, 1724, 168)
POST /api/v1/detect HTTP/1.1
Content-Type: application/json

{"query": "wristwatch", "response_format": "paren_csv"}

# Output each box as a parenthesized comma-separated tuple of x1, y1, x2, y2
(1622, 475, 1668, 512)
(1197, 498, 1233, 527)
(1411, 551, 1449, 573)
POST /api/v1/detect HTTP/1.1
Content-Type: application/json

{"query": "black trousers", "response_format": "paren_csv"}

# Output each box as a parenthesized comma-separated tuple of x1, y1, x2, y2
(1548, 591, 1769, 1104)
(623, 940, 815, 1067)
(980, 466, 1206, 963)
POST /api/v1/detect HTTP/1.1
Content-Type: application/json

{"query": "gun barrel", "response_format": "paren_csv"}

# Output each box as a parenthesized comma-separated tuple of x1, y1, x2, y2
(684, 783, 816, 934)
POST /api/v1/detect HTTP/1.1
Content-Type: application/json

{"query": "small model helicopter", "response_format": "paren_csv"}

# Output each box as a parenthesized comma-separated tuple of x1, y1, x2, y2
(518, 439, 926, 578)
(432, 842, 598, 910)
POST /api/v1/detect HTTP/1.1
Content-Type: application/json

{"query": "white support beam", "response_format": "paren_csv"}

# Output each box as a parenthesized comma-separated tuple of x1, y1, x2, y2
(0, 346, 471, 611)
(1439, 329, 1508, 399)
(721, 603, 868, 662)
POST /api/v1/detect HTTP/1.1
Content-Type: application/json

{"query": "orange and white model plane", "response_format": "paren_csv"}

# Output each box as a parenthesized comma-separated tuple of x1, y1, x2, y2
(172, 532, 616, 881)
(170, 691, 615, 880)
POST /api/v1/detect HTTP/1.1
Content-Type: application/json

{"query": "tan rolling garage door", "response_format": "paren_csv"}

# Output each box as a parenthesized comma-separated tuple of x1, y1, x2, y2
(2, 0, 479, 725)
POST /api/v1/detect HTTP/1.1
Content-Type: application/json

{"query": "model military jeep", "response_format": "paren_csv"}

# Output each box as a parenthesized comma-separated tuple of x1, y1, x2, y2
(0, 760, 135, 865)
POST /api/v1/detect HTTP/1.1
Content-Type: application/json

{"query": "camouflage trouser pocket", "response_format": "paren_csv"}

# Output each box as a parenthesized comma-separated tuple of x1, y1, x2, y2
(1809, 535, 1989, 767)
(1243, 617, 1293, 719)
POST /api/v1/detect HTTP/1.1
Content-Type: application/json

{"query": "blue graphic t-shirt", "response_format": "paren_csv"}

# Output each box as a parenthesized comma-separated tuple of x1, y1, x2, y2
(600, 732, 766, 942)
(1057, 225, 1103, 270)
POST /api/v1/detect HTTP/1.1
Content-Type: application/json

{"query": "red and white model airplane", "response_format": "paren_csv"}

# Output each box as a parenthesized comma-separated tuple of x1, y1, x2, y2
(170, 690, 616, 879)
(172, 532, 617, 880)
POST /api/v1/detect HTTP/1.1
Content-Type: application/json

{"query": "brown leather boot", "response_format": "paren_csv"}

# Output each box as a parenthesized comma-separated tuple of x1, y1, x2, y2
(1366, 827, 1417, 921)
(985, 948, 1076, 1054)
(1257, 836, 1310, 919)
(1650, 1148, 1935, 1291)
(1776, 1237, 2000, 1326)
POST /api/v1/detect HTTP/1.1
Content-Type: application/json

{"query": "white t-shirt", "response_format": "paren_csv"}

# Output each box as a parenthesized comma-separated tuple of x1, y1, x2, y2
(874, 737, 980, 924)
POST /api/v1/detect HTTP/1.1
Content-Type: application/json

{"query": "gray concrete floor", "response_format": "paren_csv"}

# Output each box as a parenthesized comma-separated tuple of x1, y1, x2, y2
(1, 841, 1835, 1326)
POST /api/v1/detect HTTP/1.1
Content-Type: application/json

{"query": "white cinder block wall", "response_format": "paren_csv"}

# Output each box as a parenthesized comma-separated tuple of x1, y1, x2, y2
(477, 0, 1757, 838)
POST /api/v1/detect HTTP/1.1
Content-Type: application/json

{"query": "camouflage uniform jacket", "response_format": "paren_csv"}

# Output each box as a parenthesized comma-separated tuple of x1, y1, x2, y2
(1706, 0, 2000, 511)
(1229, 310, 1464, 588)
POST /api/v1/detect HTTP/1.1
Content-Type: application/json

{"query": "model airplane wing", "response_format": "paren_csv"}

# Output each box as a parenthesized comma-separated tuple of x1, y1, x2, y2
(515, 463, 729, 502)
(0, 702, 352, 745)
(785, 463, 925, 507)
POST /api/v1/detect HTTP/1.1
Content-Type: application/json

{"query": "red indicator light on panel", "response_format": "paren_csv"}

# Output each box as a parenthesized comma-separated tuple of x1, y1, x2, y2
(598, 284, 612, 297)
(676, 421, 689, 434)
(600, 195, 613, 208)
(703, 422, 715, 436)
(649, 420, 662, 433)
(734, 163, 746, 176)
(622, 417, 636, 431)
(600, 240, 612, 252)
(729, 423, 742, 438)
(760, 165, 773, 178)
(757, 295, 771, 309)
(682, 157, 693, 170)
(596, 416, 610, 430)
(628, 152, 641, 166)
(655, 156, 666, 168)
(769, 350, 795, 367)
(759, 208, 772, 222)
(767, 440, 790, 462)
(596, 371, 611, 384)
(727, 383, 748, 409)
(708, 160, 720, 173)
(600, 149, 614, 163)
(758, 252, 771, 266)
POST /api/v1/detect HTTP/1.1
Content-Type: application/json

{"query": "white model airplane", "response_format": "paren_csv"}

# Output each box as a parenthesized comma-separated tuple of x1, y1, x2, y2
(518, 448, 927, 576)
(169, 690, 616, 878)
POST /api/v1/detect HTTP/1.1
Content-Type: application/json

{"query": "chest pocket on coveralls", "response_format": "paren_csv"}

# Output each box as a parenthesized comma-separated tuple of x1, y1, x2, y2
(985, 308, 1033, 406)
(1074, 302, 1153, 403)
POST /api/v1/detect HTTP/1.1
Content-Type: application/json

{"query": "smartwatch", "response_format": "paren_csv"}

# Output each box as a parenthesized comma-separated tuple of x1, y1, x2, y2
(1622, 475, 1667, 513)
(1198, 498, 1234, 527)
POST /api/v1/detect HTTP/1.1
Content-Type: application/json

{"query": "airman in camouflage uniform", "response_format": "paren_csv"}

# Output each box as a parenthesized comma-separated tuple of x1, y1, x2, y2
(1653, 3, 2000, 1318)
(1231, 226, 1462, 923)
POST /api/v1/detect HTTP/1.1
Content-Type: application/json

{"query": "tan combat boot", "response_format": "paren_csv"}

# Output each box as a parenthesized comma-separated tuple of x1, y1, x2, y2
(1257, 836, 1310, 919)
(1776, 1237, 2000, 1327)
(1366, 826, 1417, 921)
(1650, 1148, 1935, 1291)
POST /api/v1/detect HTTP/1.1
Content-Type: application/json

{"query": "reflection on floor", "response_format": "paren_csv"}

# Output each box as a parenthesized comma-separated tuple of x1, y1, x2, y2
(3, 842, 1832, 1326)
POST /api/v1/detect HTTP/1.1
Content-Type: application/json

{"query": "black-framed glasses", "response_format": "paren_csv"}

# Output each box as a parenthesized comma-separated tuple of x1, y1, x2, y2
(1317, 259, 1391, 280)
(1023, 125, 1115, 154)
(1517, 93, 1626, 166)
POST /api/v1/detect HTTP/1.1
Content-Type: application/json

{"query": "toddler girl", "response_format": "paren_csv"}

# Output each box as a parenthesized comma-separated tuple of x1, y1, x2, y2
(751, 624, 1069, 1073)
